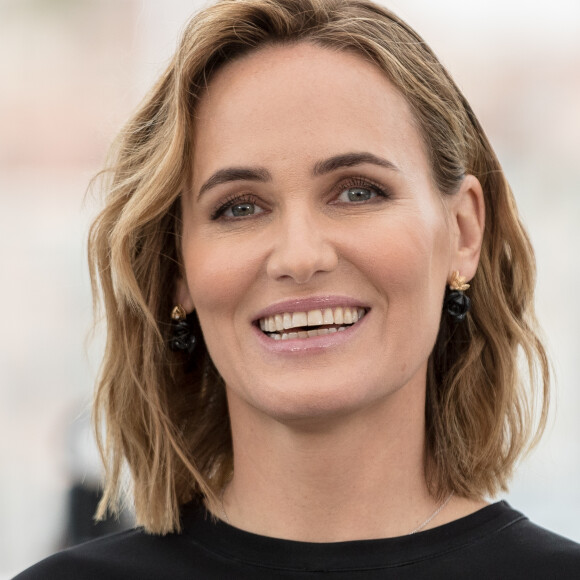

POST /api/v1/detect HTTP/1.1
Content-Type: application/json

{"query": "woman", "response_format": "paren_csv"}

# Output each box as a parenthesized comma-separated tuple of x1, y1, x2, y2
(15, 0, 580, 577)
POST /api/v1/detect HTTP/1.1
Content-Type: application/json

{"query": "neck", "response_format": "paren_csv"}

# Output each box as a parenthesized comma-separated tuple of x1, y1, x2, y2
(221, 372, 450, 542)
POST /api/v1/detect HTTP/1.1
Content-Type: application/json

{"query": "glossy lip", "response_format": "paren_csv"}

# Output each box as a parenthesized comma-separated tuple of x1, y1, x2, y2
(252, 311, 368, 354)
(252, 296, 370, 355)
(253, 295, 369, 321)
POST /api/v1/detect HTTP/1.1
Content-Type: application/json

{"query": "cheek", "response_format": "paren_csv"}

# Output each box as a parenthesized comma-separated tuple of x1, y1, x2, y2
(180, 236, 252, 375)
(351, 211, 450, 357)
(181, 232, 262, 318)
(351, 209, 450, 292)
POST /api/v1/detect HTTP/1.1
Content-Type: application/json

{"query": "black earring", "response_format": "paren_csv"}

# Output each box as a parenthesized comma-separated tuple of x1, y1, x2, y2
(169, 305, 196, 355)
(444, 271, 471, 322)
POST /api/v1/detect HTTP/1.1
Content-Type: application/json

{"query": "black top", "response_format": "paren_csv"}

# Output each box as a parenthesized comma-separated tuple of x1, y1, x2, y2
(14, 501, 580, 579)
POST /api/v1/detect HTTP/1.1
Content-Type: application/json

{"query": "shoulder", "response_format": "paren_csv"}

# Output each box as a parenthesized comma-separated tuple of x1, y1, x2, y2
(12, 527, 189, 580)
(495, 514, 580, 564)
(452, 502, 580, 576)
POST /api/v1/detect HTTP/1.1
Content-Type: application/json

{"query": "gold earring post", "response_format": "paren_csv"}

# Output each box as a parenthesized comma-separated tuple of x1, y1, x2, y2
(171, 305, 187, 320)
(449, 271, 470, 292)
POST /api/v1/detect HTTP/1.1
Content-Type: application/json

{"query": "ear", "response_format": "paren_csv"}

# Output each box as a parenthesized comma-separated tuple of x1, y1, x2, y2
(175, 276, 195, 313)
(448, 174, 485, 282)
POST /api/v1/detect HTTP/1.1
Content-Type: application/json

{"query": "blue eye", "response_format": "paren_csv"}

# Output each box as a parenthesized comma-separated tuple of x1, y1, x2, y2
(338, 187, 378, 202)
(212, 194, 265, 220)
(333, 177, 389, 204)
(225, 202, 260, 217)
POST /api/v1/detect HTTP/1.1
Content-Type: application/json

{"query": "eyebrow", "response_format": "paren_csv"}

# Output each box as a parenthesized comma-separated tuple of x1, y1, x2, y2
(196, 151, 398, 199)
(312, 152, 399, 175)
(197, 167, 272, 198)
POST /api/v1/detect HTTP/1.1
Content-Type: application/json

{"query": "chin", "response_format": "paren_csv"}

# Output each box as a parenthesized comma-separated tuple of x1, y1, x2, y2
(229, 373, 401, 427)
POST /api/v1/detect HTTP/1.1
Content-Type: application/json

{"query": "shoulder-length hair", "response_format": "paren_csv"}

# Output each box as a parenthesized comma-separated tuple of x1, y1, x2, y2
(89, 0, 550, 534)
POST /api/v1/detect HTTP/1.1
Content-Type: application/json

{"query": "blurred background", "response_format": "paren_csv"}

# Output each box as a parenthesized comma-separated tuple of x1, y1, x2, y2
(0, 0, 578, 576)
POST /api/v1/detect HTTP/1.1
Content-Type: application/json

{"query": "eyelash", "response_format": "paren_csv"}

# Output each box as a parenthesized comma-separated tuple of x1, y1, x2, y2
(210, 177, 390, 221)
(337, 177, 390, 201)
(210, 193, 261, 220)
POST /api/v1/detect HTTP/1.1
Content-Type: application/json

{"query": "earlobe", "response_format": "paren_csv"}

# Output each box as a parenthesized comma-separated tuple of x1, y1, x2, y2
(175, 276, 195, 313)
(450, 174, 485, 281)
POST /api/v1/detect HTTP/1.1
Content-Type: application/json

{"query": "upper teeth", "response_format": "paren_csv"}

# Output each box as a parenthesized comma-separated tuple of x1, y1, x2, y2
(259, 307, 366, 333)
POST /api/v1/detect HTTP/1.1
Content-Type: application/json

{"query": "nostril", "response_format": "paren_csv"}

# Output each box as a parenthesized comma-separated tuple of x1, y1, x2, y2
(266, 235, 339, 284)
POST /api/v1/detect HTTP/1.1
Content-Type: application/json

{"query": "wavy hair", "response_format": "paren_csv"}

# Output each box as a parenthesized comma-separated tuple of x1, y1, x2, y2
(89, 0, 550, 533)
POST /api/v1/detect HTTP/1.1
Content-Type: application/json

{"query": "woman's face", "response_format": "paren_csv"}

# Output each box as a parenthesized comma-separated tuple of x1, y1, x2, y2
(179, 43, 462, 422)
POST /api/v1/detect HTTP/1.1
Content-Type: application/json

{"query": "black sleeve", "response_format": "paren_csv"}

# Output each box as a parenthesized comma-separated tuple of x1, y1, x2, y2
(13, 550, 103, 580)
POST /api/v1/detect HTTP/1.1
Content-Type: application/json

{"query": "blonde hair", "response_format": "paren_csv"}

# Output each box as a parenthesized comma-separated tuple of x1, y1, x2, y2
(89, 0, 550, 534)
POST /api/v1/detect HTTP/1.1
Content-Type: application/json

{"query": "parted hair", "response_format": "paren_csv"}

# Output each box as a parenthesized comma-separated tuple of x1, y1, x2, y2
(89, 0, 550, 534)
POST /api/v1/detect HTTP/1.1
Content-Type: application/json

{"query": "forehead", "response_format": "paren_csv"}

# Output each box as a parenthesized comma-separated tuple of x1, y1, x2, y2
(192, 42, 428, 180)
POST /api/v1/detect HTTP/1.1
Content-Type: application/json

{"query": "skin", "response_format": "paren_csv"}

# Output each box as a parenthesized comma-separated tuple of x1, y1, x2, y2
(177, 43, 486, 541)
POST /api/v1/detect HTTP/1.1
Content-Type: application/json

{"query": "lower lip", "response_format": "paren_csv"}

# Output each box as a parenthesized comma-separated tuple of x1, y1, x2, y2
(252, 313, 368, 355)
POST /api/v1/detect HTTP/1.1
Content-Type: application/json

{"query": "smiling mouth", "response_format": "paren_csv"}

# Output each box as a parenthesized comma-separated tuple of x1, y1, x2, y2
(258, 306, 367, 340)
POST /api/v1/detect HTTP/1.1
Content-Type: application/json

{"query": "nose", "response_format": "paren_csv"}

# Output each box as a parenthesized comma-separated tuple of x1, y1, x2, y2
(266, 209, 339, 284)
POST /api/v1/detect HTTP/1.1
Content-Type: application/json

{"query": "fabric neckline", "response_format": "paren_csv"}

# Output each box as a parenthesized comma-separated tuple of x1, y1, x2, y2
(180, 500, 525, 572)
